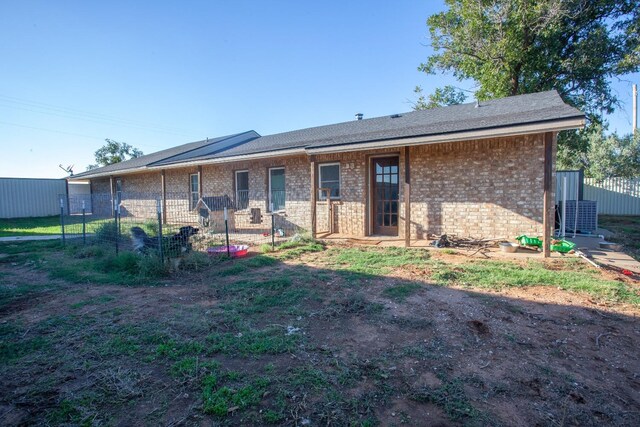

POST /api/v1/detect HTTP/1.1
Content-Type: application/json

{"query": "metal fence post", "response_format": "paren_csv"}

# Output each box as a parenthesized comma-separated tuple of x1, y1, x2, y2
(114, 200, 119, 255)
(224, 207, 230, 257)
(82, 200, 86, 245)
(271, 203, 275, 250)
(60, 198, 66, 247)
(157, 199, 164, 262)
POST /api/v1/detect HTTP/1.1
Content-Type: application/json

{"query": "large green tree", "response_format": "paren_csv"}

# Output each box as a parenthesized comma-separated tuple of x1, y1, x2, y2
(87, 138, 143, 170)
(416, 0, 639, 174)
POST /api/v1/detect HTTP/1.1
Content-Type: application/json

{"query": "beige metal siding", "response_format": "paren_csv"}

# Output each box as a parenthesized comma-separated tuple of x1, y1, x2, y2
(0, 178, 67, 218)
(584, 178, 640, 215)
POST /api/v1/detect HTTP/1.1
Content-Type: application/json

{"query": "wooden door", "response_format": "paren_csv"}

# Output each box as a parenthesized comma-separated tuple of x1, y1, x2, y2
(371, 156, 399, 235)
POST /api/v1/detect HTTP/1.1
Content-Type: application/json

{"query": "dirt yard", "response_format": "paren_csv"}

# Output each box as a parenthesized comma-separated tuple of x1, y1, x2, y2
(1, 240, 639, 426)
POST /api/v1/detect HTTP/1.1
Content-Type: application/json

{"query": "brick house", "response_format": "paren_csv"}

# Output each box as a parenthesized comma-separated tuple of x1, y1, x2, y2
(69, 91, 584, 256)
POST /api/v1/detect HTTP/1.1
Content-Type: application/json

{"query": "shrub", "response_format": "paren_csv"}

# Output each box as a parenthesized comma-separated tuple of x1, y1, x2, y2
(99, 252, 140, 275)
(137, 254, 169, 278)
(259, 243, 274, 253)
(143, 219, 159, 236)
(94, 221, 119, 243)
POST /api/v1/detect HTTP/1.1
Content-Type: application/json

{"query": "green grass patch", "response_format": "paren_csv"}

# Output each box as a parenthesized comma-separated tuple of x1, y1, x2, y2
(0, 239, 62, 254)
(277, 242, 325, 260)
(70, 295, 116, 309)
(432, 260, 640, 305)
(46, 399, 86, 425)
(156, 339, 205, 360)
(0, 324, 49, 363)
(170, 357, 220, 379)
(202, 376, 269, 416)
(326, 247, 430, 275)
(48, 250, 168, 285)
(382, 282, 422, 301)
(411, 377, 483, 422)
(0, 215, 112, 237)
(207, 327, 299, 356)
(213, 254, 278, 277)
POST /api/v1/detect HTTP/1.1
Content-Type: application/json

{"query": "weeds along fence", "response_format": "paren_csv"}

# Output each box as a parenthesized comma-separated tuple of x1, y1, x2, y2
(57, 190, 307, 258)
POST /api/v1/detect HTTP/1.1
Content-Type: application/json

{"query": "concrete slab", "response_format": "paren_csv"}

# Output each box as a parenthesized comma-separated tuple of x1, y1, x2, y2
(567, 234, 640, 274)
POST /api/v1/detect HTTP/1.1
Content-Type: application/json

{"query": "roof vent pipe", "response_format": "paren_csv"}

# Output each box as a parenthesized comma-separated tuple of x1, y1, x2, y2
(475, 99, 480, 108)
(355, 113, 363, 120)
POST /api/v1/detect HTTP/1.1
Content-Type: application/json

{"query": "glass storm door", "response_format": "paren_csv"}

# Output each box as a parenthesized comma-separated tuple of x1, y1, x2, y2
(371, 156, 399, 235)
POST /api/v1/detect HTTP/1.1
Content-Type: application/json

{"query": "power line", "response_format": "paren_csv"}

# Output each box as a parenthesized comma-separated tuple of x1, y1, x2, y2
(0, 94, 200, 138)
(0, 120, 164, 150)
(0, 120, 103, 140)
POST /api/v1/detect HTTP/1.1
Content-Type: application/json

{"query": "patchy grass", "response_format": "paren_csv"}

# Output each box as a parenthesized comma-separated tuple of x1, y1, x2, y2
(2, 240, 640, 426)
(382, 282, 423, 301)
(207, 328, 300, 356)
(202, 376, 270, 416)
(325, 246, 430, 275)
(432, 259, 640, 305)
(599, 215, 640, 261)
(411, 376, 485, 422)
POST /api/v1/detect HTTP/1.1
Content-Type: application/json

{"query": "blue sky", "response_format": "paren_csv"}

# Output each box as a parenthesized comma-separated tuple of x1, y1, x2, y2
(0, 1, 637, 178)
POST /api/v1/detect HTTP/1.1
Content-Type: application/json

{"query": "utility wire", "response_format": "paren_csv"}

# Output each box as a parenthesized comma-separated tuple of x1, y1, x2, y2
(0, 94, 200, 138)
(0, 120, 164, 150)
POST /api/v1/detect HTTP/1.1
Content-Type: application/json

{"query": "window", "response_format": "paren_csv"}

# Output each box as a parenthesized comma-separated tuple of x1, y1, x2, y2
(235, 170, 249, 210)
(115, 178, 122, 205)
(318, 163, 340, 199)
(268, 167, 285, 211)
(190, 173, 199, 209)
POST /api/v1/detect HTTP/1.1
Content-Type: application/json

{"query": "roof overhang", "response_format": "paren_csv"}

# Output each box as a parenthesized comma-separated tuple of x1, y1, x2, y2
(305, 117, 585, 155)
(69, 116, 584, 180)
(68, 147, 307, 181)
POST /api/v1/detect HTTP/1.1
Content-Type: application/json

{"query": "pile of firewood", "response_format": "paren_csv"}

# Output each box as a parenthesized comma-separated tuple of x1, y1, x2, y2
(429, 234, 505, 256)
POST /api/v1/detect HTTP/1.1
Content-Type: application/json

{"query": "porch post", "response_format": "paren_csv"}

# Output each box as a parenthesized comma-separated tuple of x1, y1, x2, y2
(542, 132, 553, 258)
(404, 146, 411, 247)
(161, 170, 167, 224)
(310, 156, 317, 238)
(197, 165, 203, 198)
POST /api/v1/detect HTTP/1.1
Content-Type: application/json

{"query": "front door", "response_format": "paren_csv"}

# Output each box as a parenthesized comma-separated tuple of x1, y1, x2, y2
(371, 156, 399, 235)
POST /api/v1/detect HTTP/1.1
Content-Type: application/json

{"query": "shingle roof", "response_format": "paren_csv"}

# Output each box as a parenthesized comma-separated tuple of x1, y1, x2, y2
(71, 131, 259, 178)
(203, 90, 582, 159)
(72, 90, 583, 178)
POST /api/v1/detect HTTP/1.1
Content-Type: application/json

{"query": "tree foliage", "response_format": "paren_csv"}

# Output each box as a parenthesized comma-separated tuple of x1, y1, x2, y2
(416, 0, 639, 176)
(420, 0, 639, 118)
(413, 85, 467, 110)
(87, 139, 143, 170)
(559, 128, 640, 181)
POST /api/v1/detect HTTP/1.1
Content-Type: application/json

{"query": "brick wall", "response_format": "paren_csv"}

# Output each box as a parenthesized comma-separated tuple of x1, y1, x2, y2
(314, 134, 551, 240)
(315, 147, 404, 237)
(410, 134, 548, 239)
(91, 178, 112, 217)
(87, 133, 553, 240)
(201, 155, 311, 232)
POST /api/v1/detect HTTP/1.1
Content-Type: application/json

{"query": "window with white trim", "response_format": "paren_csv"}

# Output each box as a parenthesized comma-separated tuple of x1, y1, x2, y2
(318, 163, 340, 199)
(235, 170, 249, 210)
(190, 173, 199, 209)
(268, 167, 285, 211)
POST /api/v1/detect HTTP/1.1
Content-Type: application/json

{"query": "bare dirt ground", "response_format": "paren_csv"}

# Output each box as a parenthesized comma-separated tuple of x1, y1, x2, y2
(1, 242, 639, 426)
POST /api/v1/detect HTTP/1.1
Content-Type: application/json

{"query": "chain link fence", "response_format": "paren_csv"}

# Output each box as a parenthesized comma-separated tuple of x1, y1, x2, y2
(58, 190, 307, 259)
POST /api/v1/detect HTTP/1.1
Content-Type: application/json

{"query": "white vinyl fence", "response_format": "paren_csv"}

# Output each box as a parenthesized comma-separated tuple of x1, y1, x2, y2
(583, 177, 640, 216)
(0, 178, 67, 218)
